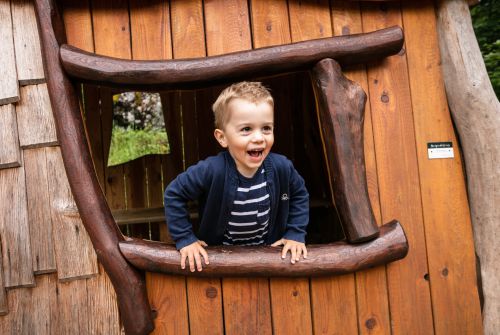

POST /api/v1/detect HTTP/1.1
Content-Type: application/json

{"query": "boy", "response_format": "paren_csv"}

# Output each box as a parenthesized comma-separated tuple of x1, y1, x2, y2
(164, 82, 309, 272)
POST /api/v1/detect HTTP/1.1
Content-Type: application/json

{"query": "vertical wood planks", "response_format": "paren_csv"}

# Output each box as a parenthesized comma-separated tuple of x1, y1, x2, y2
(23, 147, 57, 274)
(15, 84, 57, 149)
(287, 2, 352, 334)
(55, 279, 90, 334)
(10, 0, 44, 85)
(401, 1, 483, 333)
(0, 163, 34, 288)
(0, 0, 19, 104)
(0, 235, 7, 315)
(187, 278, 224, 334)
(330, 2, 391, 334)
(61, 0, 94, 52)
(0, 274, 58, 335)
(46, 146, 98, 280)
(361, 3, 434, 334)
(86, 264, 121, 335)
(204, 1, 272, 333)
(0, 104, 22, 169)
(146, 273, 189, 335)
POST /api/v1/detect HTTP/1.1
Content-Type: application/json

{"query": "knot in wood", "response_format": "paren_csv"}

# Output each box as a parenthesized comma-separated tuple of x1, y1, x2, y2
(365, 318, 377, 330)
(205, 286, 218, 299)
(441, 268, 449, 277)
(381, 92, 390, 103)
(342, 26, 350, 35)
(292, 290, 299, 297)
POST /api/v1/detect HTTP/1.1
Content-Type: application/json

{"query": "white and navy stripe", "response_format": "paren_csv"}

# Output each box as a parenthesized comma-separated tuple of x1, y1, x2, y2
(223, 168, 270, 246)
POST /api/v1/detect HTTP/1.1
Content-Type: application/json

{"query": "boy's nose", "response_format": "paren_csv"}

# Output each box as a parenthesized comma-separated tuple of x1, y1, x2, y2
(252, 131, 264, 142)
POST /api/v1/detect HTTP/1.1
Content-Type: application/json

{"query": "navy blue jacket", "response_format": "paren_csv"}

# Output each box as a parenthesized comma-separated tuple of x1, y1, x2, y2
(164, 151, 309, 250)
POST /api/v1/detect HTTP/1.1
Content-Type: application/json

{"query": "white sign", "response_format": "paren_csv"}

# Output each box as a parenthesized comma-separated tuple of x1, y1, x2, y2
(427, 142, 454, 159)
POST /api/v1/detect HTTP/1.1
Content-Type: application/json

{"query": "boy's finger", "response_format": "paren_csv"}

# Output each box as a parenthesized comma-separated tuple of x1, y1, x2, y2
(194, 253, 203, 272)
(271, 239, 284, 247)
(296, 247, 302, 261)
(303, 246, 308, 259)
(201, 248, 210, 265)
(180, 253, 186, 269)
(188, 253, 195, 272)
(291, 247, 297, 264)
(281, 244, 290, 259)
(199, 240, 208, 247)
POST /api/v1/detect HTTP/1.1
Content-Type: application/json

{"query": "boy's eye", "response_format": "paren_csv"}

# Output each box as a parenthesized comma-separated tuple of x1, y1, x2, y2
(241, 127, 251, 132)
(263, 126, 273, 133)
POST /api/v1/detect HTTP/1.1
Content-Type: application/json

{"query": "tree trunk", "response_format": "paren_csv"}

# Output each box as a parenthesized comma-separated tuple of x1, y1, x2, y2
(436, 1, 500, 333)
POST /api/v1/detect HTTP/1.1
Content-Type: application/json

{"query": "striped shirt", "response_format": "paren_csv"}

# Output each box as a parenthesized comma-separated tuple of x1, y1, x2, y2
(223, 168, 270, 246)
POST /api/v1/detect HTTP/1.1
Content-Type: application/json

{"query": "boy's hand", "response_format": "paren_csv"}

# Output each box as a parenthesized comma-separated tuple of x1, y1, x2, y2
(179, 240, 209, 272)
(271, 239, 308, 264)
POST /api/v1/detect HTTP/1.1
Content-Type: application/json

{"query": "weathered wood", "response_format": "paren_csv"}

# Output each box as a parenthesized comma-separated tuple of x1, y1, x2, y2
(361, 3, 434, 333)
(59, 26, 404, 90)
(0, 274, 58, 334)
(11, 0, 45, 85)
(15, 84, 57, 148)
(86, 264, 121, 335)
(0, 1, 19, 104)
(23, 148, 57, 274)
(55, 279, 89, 334)
(0, 233, 7, 316)
(120, 221, 407, 277)
(331, 2, 392, 334)
(436, 0, 499, 332)
(311, 58, 380, 242)
(0, 104, 22, 169)
(45, 146, 98, 280)
(35, 0, 155, 331)
(0, 164, 35, 288)
(146, 272, 189, 335)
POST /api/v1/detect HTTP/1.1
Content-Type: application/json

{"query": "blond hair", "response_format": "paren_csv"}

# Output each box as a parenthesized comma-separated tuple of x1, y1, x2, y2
(212, 81, 274, 129)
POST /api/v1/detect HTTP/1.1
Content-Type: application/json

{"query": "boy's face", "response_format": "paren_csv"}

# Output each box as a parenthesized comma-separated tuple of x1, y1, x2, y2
(214, 98, 274, 178)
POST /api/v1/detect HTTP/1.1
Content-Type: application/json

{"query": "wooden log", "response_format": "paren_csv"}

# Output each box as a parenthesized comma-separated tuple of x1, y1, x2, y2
(33, 1, 154, 334)
(58, 26, 404, 90)
(120, 220, 407, 277)
(0, 0, 19, 104)
(0, 104, 22, 169)
(436, 0, 500, 332)
(311, 58, 380, 242)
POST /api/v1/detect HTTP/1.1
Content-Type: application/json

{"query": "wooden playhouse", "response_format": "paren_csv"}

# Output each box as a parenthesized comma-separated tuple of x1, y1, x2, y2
(0, 0, 491, 334)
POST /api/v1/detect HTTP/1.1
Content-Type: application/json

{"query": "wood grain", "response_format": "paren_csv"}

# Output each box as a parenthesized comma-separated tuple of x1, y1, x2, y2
(86, 264, 121, 335)
(0, 104, 22, 169)
(55, 278, 90, 334)
(23, 147, 57, 274)
(361, 3, 434, 334)
(61, 0, 94, 52)
(187, 278, 224, 334)
(146, 272, 189, 335)
(15, 84, 57, 148)
(0, 233, 6, 315)
(0, 274, 58, 334)
(0, 0, 19, 104)
(11, 0, 45, 84)
(46, 146, 98, 280)
(0, 163, 34, 288)
(402, 1, 483, 333)
(331, 2, 391, 334)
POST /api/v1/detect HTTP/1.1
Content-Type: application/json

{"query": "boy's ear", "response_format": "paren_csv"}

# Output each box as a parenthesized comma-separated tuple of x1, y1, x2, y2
(214, 129, 228, 148)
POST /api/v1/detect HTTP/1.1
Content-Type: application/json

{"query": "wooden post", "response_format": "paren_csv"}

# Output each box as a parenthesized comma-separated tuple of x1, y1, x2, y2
(436, 0, 500, 332)
(311, 58, 380, 242)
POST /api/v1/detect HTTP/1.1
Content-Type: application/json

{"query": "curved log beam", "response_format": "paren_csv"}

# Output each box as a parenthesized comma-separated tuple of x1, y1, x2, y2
(311, 58, 380, 242)
(119, 221, 408, 277)
(33, 1, 154, 334)
(59, 26, 403, 90)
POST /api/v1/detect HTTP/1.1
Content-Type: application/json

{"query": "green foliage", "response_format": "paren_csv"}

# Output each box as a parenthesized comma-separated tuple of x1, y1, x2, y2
(108, 128, 169, 166)
(471, 0, 500, 97)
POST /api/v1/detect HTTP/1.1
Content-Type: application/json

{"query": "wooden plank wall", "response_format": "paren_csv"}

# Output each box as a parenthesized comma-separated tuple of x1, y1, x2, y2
(56, 0, 483, 334)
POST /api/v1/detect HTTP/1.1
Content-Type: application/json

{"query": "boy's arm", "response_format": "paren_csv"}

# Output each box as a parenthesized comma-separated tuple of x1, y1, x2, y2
(164, 160, 213, 250)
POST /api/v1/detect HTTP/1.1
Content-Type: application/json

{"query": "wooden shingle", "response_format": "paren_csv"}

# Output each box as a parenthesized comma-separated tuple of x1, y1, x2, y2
(45, 146, 98, 281)
(23, 147, 57, 274)
(0, 0, 19, 105)
(0, 235, 7, 316)
(0, 164, 35, 288)
(16, 84, 57, 149)
(11, 0, 44, 85)
(0, 104, 21, 169)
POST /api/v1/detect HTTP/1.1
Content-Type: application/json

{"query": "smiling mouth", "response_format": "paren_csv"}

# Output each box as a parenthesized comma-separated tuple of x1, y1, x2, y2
(247, 149, 264, 157)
